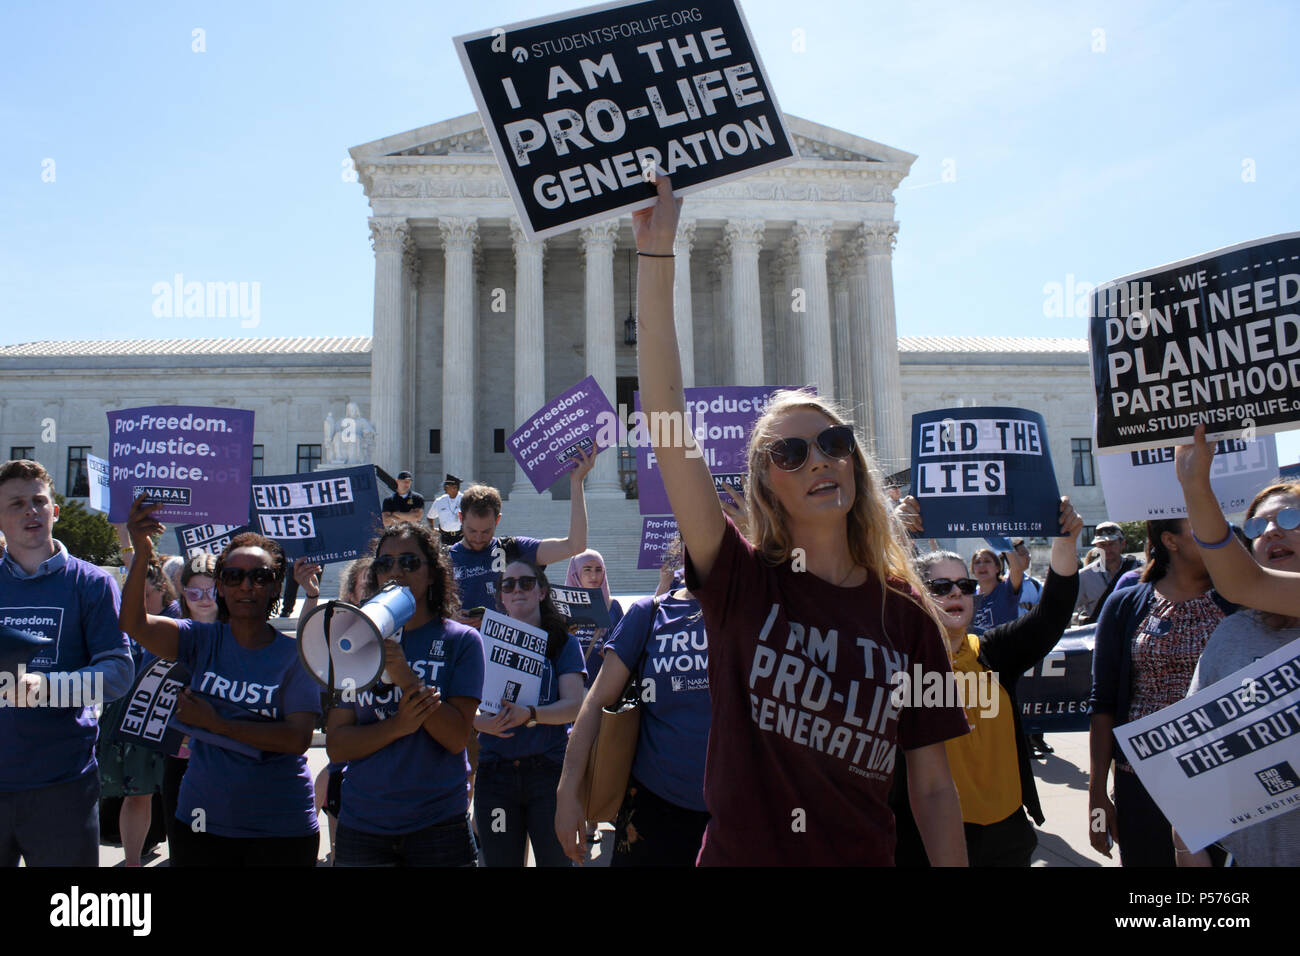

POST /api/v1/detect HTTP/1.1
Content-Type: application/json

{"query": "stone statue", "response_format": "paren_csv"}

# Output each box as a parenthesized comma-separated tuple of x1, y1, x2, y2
(322, 400, 377, 466)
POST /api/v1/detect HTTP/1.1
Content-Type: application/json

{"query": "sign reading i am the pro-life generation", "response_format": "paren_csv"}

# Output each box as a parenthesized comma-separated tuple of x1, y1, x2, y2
(1097, 433, 1278, 522)
(1116, 636, 1300, 852)
(106, 405, 255, 524)
(248, 465, 382, 565)
(910, 406, 1061, 538)
(1090, 232, 1300, 453)
(454, 0, 796, 239)
(479, 610, 548, 715)
(508, 377, 617, 493)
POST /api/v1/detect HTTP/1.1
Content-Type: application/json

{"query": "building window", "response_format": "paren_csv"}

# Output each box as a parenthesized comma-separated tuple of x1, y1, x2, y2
(297, 444, 321, 473)
(10, 446, 35, 461)
(1082, 527, 1097, 555)
(252, 445, 264, 477)
(67, 446, 91, 497)
(429, 430, 441, 454)
(1072, 438, 1094, 486)
(493, 429, 505, 454)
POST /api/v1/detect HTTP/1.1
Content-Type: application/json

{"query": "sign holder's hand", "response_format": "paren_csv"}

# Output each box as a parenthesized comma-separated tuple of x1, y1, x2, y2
(125, 493, 165, 559)
(293, 557, 323, 599)
(894, 494, 923, 534)
(1174, 424, 1216, 489)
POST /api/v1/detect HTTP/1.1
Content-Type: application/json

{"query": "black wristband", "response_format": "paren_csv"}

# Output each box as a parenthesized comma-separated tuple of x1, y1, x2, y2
(636, 251, 675, 257)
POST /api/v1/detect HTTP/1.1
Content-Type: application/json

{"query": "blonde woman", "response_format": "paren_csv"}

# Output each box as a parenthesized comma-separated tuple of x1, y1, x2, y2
(632, 176, 969, 866)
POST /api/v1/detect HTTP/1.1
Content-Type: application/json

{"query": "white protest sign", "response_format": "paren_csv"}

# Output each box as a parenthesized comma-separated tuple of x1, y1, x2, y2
(87, 454, 110, 513)
(478, 609, 548, 715)
(1116, 636, 1300, 852)
(454, 0, 796, 239)
(1097, 433, 1278, 521)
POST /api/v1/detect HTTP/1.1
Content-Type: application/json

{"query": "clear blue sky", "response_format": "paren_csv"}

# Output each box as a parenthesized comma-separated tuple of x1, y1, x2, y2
(3, 1, 1299, 455)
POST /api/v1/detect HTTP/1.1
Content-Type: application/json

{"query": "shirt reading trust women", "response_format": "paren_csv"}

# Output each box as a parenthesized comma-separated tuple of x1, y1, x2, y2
(686, 518, 970, 866)
(448, 536, 541, 611)
(173, 619, 322, 838)
(339, 619, 485, 835)
(608, 592, 711, 812)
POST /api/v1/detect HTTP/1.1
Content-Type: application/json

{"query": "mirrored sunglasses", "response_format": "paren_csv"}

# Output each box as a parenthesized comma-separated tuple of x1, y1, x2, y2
(183, 585, 217, 602)
(766, 425, 856, 472)
(1243, 507, 1300, 540)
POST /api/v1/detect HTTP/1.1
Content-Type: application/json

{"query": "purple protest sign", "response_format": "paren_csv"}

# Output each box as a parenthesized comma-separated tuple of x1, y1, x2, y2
(634, 386, 803, 515)
(508, 377, 617, 494)
(106, 405, 254, 524)
(638, 515, 680, 570)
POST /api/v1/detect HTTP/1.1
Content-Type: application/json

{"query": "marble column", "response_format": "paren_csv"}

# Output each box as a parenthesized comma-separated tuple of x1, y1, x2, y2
(724, 218, 765, 386)
(781, 238, 801, 387)
(864, 222, 906, 473)
(402, 235, 420, 473)
(674, 219, 697, 388)
(845, 232, 875, 449)
(829, 253, 853, 412)
(439, 216, 478, 485)
(712, 246, 733, 385)
(368, 216, 409, 474)
(770, 242, 792, 385)
(793, 219, 834, 398)
(510, 221, 548, 499)
(580, 220, 624, 497)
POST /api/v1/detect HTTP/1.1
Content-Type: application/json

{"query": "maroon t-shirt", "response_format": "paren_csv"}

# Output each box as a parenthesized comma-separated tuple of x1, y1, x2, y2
(686, 517, 969, 866)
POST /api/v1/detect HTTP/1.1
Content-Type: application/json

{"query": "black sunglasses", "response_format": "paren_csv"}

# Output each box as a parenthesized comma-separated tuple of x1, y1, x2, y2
(219, 567, 279, 587)
(925, 577, 978, 597)
(766, 425, 856, 472)
(500, 575, 538, 593)
(1243, 507, 1300, 540)
(373, 553, 425, 574)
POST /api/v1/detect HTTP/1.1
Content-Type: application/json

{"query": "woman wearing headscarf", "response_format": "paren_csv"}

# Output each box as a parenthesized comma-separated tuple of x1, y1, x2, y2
(564, 549, 624, 683)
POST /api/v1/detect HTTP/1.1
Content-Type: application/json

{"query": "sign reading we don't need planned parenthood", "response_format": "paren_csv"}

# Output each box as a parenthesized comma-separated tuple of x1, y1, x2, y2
(455, 0, 796, 239)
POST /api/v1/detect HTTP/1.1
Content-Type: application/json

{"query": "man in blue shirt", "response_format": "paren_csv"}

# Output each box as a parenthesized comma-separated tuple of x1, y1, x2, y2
(0, 459, 133, 866)
(449, 450, 596, 631)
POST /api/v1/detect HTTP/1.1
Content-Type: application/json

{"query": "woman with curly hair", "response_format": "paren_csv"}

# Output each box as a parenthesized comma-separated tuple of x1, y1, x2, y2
(632, 175, 969, 866)
(120, 496, 322, 867)
(325, 525, 483, 867)
(473, 556, 586, 867)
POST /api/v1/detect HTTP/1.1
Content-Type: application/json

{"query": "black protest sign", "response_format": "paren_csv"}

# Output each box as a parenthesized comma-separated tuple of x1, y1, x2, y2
(1090, 232, 1300, 452)
(112, 658, 191, 756)
(1016, 625, 1094, 732)
(454, 0, 796, 239)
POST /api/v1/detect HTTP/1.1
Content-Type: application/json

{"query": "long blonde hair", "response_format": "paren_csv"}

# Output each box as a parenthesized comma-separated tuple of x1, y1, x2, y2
(743, 390, 944, 631)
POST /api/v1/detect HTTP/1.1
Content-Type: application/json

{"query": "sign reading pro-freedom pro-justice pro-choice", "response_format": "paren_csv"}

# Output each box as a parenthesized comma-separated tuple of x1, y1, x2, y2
(454, 0, 796, 239)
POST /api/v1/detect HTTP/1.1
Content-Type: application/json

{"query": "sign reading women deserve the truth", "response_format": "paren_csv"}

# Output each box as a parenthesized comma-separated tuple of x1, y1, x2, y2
(479, 610, 548, 715)
(1089, 232, 1300, 453)
(106, 405, 255, 524)
(909, 406, 1061, 537)
(454, 0, 795, 239)
(508, 377, 617, 493)
(1116, 637, 1300, 852)
(1097, 433, 1278, 521)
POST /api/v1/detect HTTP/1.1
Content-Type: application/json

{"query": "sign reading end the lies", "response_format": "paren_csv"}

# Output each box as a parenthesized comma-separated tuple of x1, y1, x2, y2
(454, 0, 796, 240)
(910, 406, 1061, 538)
(1090, 232, 1300, 453)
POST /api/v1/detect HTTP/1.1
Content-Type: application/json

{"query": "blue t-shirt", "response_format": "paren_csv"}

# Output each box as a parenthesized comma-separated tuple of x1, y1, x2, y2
(173, 619, 322, 838)
(973, 578, 1020, 632)
(478, 630, 585, 764)
(449, 536, 541, 612)
(608, 593, 711, 812)
(0, 553, 130, 791)
(339, 618, 485, 835)
(586, 599, 624, 685)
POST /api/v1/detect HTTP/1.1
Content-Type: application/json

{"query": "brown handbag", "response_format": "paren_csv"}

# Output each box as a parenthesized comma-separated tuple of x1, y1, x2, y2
(580, 596, 659, 823)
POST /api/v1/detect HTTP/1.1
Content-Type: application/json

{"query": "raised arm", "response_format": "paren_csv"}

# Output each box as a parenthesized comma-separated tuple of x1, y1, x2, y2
(536, 449, 595, 566)
(633, 175, 726, 582)
(1176, 424, 1300, 614)
(117, 494, 182, 661)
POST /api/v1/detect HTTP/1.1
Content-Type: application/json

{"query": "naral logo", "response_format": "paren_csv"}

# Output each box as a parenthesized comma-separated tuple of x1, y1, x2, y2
(133, 485, 191, 505)
(1255, 762, 1299, 796)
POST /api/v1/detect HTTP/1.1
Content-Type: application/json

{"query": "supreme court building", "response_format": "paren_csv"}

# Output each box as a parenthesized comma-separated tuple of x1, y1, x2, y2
(0, 113, 1105, 587)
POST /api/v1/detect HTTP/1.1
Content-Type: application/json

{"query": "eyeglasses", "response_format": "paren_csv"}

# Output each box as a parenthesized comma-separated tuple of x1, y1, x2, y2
(766, 425, 856, 472)
(1243, 507, 1300, 540)
(925, 577, 979, 597)
(500, 575, 538, 593)
(373, 553, 425, 574)
(183, 585, 217, 602)
(218, 567, 279, 587)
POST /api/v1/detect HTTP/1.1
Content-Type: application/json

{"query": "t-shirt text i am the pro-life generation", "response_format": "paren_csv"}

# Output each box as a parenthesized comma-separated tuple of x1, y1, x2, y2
(687, 518, 970, 866)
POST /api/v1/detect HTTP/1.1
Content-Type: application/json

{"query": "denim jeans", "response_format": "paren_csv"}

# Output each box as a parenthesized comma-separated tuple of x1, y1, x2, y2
(473, 755, 570, 867)
(0, 771, 100, 867)
(334, 813, 478, 867)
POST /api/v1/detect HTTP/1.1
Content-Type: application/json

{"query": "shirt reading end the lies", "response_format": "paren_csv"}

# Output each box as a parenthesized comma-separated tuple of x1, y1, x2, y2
(686, 517, 969, 866)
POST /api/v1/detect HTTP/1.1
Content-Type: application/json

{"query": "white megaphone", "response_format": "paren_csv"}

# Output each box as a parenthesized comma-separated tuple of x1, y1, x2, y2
(296, 582, 417, 693)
